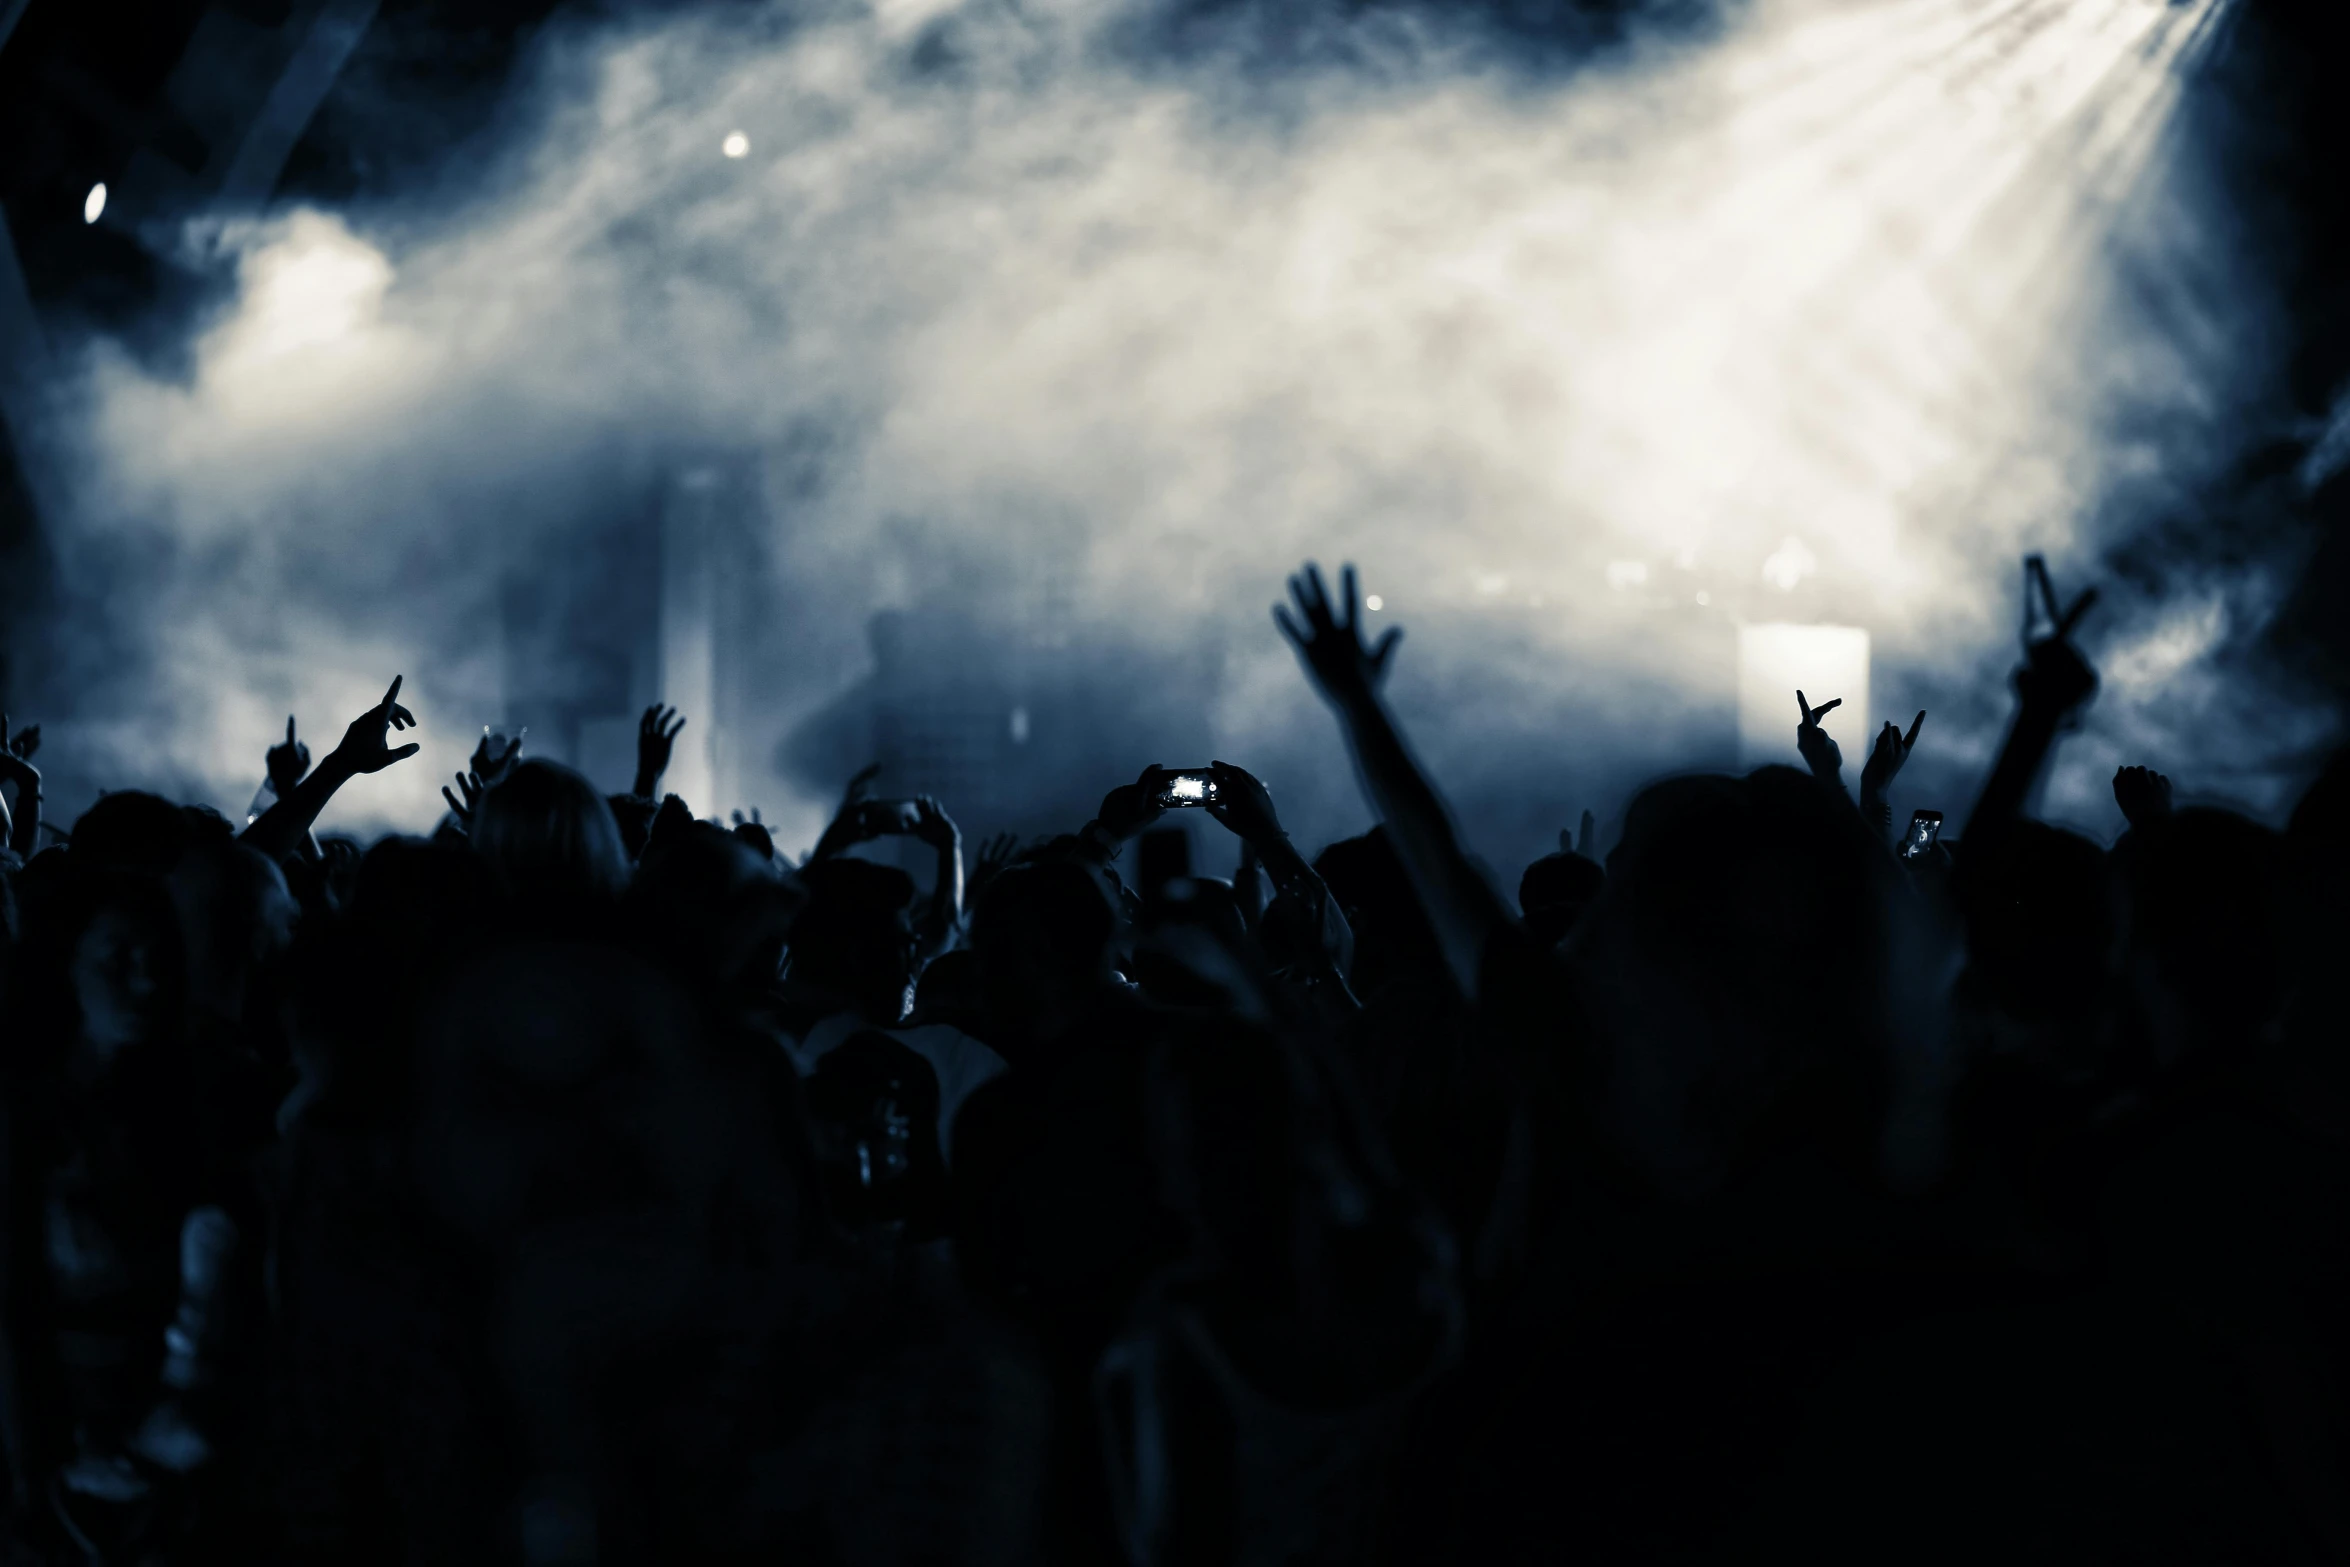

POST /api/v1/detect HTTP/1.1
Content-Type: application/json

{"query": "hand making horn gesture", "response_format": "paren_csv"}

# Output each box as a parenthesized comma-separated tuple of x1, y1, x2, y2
(334, 676, 421, 775)
(1795, 689, 1843, 779)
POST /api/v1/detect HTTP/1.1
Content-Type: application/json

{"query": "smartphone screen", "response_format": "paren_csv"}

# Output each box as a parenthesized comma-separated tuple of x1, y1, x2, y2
(1900, 809, 1943, 861)
(1157, 771, 1219, 808)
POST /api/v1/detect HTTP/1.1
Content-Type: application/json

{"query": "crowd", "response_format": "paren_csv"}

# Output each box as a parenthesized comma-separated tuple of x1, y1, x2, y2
(0, 555, 2345, 1566)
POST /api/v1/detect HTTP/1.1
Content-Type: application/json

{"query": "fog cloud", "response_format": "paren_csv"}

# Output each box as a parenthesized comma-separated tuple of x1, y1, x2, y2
(37, 0, 2320, 861)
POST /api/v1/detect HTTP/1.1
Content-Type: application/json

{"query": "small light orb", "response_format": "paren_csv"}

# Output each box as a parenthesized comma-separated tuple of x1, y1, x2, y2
(721, 132, 750, 159)
(1364, 594, 1384, 612)
(83, 183, 107, 224)
(1696, 591, 1712, 606)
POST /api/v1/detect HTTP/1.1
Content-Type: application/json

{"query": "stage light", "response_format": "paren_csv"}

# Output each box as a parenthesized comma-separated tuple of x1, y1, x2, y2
(83, 183, 105, 224)
(1736, 623, 1869, 771)
(1761, 537, 1815, 593)
(1365, 594, 1383, 611)
(722, 131, 749, 159)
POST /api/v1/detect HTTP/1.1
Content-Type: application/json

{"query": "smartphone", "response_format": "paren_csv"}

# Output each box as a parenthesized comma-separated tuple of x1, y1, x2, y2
(855, 799, 922, 835)
(1155, 770, 1219, 809)
(1899, 809, 1943, 862)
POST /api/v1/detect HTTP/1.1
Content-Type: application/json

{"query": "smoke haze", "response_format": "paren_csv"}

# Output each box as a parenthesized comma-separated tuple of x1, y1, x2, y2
(27, 0, 2331, 866)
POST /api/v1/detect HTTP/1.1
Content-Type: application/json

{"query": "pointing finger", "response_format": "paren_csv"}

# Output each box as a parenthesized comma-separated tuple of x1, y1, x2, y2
(382, 675, 404, 709)
(1904, 710, 1926, 748)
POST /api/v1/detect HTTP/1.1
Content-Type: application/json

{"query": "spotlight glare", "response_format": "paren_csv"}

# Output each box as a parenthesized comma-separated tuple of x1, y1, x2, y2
(1365, 594, 1383, 611)
(722, 132, 749, 159)
(83, 183, 106, 224)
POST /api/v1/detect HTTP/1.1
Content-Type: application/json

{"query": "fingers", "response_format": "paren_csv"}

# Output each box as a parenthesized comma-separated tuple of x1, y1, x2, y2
(389, 704, 416, 731)
(1796, 691, 1811, 723)
(1808, 697, 1842, 721)
(287, 715, 297, 744)
(382, 675, 404, 709)
(442, 785, 466, 817)
(2057, 587, 2098, 637)
(386, 743, 419, 765)
(1273, 603, 1305, 649)
(665, 712, 686, 740)
(1341, 563, 1360, 631)
(1904, 710, 1926, 748)
(1372, 626, 1403, 668)
(2026, 555, 2060, 627)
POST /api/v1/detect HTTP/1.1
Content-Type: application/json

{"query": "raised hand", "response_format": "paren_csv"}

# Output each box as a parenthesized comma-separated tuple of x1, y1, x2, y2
(0, 713, 39, 857)
(331, 677, 420, 775)
(1205, 760, 1284, 847)
(267, 715, 311, 799)
(969, 830, 1020, 906)
(908, 795, 960, 851)
(1562, 809, 1597, 857)
(810, 763, 886, 860)
(1093, 764, 1172, 844)
(634, 704, 686, 797)
(471, 728, 525, 790)
(1275, 563, 1402, 709)
(1795, 690, 1843, 779)
(1861, 711, 1927, 797)
(441, 770, 484, 831)
(2016, 556, 2098, 719)
(243, 677, 418, 857)
(2113, 764, 2173, 829)
(0, 714, 34, 784)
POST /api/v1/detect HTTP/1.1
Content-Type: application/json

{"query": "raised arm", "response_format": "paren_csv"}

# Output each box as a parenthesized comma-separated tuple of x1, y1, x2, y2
(242, 677, 420, 859)
(908, 795, 966, 960)
(633, 705, 684, 800)
(1795, 691, 1846, 793)
(1858, 711, 1927, 844)
(1205, 758, 1356, 1003)
(1966, 559, 2098, 845)
(1275, 563, 1510, 1001)
(0, 713, 39, 859)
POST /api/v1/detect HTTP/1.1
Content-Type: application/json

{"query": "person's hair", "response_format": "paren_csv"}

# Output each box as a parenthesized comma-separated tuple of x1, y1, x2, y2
(1313, 828, 1442, 994)
(630, 822, 803, 990)
(969, 859, 1118, 1024)
(470, 759, 632, 906)
(1520, 851, 1605, 945)
(787, 857, 920, 1022)
(1577, 766, 1896, 1194)
(2130, 807, 2284, 1052)
(1956, 819, 2115, 1026)
(70, 792, 198, 876)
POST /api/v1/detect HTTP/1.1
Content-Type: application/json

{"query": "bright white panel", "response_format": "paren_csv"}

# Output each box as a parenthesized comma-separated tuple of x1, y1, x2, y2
(1737, 623, 1870, 772)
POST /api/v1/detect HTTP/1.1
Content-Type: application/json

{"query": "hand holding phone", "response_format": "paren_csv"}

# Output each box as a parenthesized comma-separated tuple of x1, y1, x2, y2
(1899, 808, 1943, 862)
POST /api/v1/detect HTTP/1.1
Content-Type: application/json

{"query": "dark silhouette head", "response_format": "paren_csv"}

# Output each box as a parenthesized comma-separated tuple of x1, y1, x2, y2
(1519, 850, 1605, 947)
(969, 858, 1119, 1036)
(1314, 828, 1444, 996)
(471, 759, 632, 907)
(788, 857, 920, 1023)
